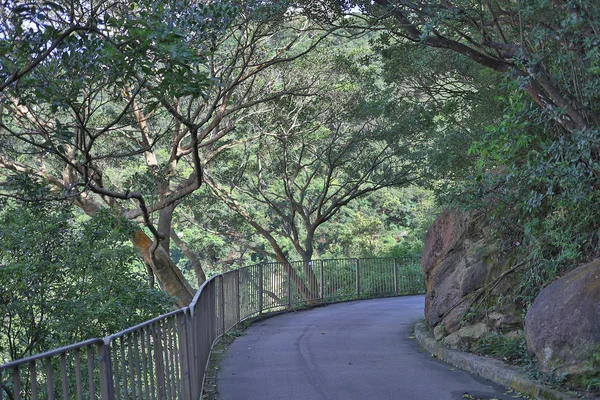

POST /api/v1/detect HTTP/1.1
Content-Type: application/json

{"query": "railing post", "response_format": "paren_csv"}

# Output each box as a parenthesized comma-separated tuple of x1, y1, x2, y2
(29, 361, 38, 399)
(177, 311, 193, 400)
(258, 263, 264, 314)
(235, 269, 241, 323)
(45, 359, 54, 400)
(287, 263, 292, 309)
(393, 258, 399, 296)
(12, 367, 20, 400)
(220, 276, 225, 335)
(319, 260, 324, 300)
(97, 340, 114, 400)
(153, 323, 167, 400)
(355, 258, 360, 299)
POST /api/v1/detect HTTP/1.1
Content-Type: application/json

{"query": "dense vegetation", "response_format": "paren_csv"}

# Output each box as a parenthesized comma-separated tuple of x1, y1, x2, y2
(0, 194, 172, 364)
(363, 0, 600, 306)
(1, 0, 598, 368)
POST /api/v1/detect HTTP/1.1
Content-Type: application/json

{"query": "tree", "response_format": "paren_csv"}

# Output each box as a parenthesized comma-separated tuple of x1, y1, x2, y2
(317, 186, 436, 259)
(0, 193, 171, 364)
(337, 0, 600, 300)
(0, 0, 331, 306)
(199, 34, 423, 297)
(323, 0, 599, 136)
(375, 43, 506, 185)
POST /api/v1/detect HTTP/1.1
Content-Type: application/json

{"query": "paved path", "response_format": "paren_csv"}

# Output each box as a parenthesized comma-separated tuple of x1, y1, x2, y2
(217, 296, 514, 400)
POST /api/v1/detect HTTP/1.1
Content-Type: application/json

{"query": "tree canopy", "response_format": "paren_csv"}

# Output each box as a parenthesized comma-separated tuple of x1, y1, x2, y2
(1, 0, 599, 366)
(1, 0, 337, 306)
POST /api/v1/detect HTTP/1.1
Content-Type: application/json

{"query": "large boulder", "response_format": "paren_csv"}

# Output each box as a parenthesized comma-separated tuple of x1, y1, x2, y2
(525, 259, 600, 387)
(422, 209, 521, 336)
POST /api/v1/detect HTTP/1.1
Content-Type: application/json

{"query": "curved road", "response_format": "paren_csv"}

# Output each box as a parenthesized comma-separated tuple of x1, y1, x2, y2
(217, 296, 513, 400)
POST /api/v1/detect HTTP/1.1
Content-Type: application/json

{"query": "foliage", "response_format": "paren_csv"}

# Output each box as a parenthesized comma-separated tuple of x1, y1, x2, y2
(375, 42, 506, 185)
(322, 0, 600, 308)
(0, 196, 171, 363)
(461, 79, 600, 305)
(318, 186, 435, 259)
(194, 26, 443, 273)
(0, 0, 336, 304)
(472, 333, 530, 365)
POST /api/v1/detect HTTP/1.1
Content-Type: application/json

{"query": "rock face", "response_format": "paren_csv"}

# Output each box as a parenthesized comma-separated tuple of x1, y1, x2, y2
(525, 259, 600, 386)
(422, 208, 521, 336)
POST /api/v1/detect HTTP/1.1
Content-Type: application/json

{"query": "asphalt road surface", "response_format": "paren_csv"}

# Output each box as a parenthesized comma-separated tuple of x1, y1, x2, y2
(217, 296, 515, 400)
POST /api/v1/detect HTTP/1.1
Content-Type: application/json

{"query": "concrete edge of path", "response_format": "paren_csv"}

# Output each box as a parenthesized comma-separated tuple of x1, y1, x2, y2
(413, 321, 578, 400)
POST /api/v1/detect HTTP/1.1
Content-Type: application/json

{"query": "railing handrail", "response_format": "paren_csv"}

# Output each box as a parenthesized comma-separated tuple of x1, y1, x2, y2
(104, 308, 186, 341)
(188, 271, 219, 315)
(0, 338, 103, 370)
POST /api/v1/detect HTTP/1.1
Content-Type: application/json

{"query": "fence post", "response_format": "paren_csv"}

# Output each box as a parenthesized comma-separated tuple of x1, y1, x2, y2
(12, 367, 20, 400)
(220, 276, 225, 335)
(319, 260, 324, 300)
(355, 258, 360, 299)
(258, 263, 264, 314)
(235, 269, 241, 323)
(177, 311, 193, 400)
(287, 263, 292, 309)
(154, 323, 167, 400)
(97, 340, 114, 400)
(30, 361, 38, 399)
(393, 258, 399, 296)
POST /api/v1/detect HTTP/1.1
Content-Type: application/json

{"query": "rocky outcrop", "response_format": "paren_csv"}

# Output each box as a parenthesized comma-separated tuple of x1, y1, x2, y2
(525, 259, 600, 387)
(422, 208, 522, 340)
(442, 322, 489, 348)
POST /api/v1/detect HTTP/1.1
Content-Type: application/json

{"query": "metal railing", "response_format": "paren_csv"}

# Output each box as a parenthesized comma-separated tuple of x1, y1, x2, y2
(0, 257, 424, 400)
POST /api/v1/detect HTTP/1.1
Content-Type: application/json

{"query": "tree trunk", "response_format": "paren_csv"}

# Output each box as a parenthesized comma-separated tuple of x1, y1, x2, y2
(302, 241, 320, 300)
(282, 261, 313, 301)
(157, 203, 175, 255)
(170, 228, 207, 288)
(371, 0, 591, 136)
(68, 191, 194, 306)
(205, 175, 316, 299)
(132, 230, 195, 308)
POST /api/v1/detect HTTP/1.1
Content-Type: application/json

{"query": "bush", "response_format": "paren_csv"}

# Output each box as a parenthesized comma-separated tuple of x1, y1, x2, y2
(0, 200, 172, 363)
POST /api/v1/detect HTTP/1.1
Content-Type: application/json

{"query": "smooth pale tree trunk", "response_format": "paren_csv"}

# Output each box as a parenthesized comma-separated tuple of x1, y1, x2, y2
(132, 230, 195, 308)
